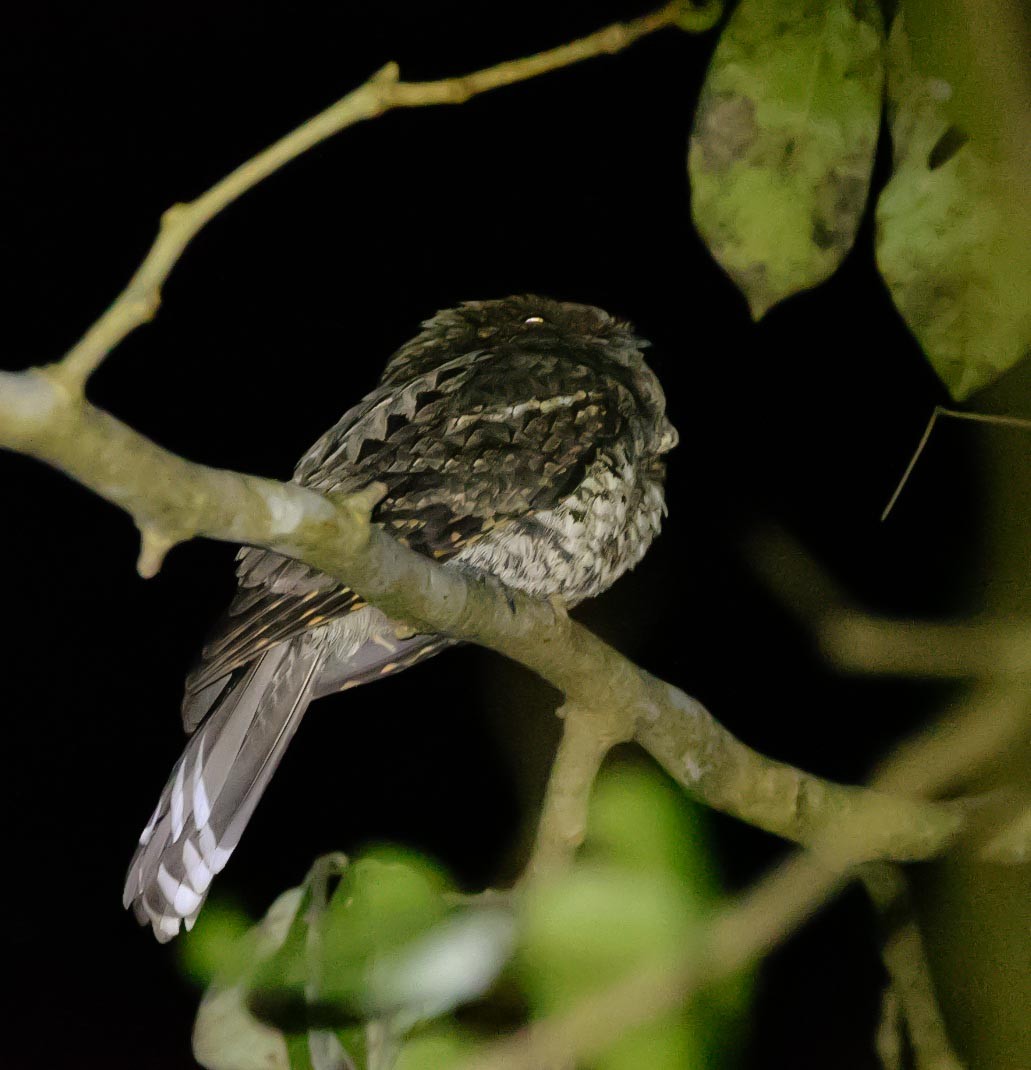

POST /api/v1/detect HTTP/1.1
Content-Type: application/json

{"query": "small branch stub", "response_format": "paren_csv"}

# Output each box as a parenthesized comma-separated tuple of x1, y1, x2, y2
(2, 27, 1029, 1070)
(371, 61, 401, 87)
(136, 526, 178, 579)
(347, 480, 389, 519)
(673, 0, 725, 33)
(526, 702, 638, 881)
(37, 4, 695, 396)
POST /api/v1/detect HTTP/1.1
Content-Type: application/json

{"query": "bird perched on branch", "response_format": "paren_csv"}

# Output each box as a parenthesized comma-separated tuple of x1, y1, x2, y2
(124, 294, 678, 940)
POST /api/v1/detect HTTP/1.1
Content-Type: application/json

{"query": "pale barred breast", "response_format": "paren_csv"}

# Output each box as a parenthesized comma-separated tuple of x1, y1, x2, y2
(453, 442, 667, 605)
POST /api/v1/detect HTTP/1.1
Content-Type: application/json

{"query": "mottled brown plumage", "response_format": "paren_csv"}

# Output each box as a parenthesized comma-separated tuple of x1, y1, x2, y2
(125, 295, 677, 940)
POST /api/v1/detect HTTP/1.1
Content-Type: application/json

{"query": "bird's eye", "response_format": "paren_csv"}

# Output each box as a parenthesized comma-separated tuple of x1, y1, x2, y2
(524, 315, 545, 325)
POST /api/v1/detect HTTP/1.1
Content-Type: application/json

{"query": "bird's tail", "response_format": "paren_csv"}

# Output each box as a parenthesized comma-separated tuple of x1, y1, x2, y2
(123, 637, 323, 942)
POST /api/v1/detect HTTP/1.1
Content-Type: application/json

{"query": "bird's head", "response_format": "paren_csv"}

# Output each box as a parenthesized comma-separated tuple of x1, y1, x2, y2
(380, 295, 676, 456)
(381, 295, 642, 379)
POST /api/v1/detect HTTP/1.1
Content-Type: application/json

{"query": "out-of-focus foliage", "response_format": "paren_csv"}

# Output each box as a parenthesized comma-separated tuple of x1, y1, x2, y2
(191, 886, 306, 1070)
(689, 0, 884, 319)
(182, 898, 256, 987)
(165, 6, 1029, 1069)
(518, 764, 749, 1070)
(183, 763, 747, 1070)
(188, 849, 508, 1070)
(875, 15, 1031, 400)
(391, 1024, 477, 1070)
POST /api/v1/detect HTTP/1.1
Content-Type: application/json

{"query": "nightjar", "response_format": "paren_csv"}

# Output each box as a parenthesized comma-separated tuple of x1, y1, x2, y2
(124, 295, 678, 940)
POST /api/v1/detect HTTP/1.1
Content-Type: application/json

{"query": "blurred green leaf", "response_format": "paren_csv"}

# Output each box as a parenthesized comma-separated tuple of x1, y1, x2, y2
(195, 848, 516, 1069)
(192, 886, 305, 1070)
(689, 0, 884, 318)
(601, 1016, 703, 1070)
(393, 1024, 478, 1070)
(284, 1033, 317, 1070)
(875, 16, 1031, 400)
(246, 850, 448, 1025)
(517, 763, 751, 1069)
(181, 898, 255, 987)
(588, 757, 719, 899)
(369, 907, 516, 1028)
(519, 866, 696, 1008)
(190, 774, 749, 1070)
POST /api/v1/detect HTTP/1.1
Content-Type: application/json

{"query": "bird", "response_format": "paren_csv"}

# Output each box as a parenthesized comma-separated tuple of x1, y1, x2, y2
(124, 294, 678, 941)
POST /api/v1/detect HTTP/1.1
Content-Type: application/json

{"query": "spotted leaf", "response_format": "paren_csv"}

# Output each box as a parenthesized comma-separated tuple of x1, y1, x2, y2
(875, 16, 1031, 400)
(689, 0, 884, 318)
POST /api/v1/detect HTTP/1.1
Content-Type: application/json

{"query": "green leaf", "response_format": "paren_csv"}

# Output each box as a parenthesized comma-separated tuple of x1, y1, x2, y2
(587, 761, 719, 900)
(517, 763, 751, 1070)
(181, 898, 255, 988)
(875, 16, 1031, 400)
(248, 850, 452, 1030)
(518, 867, 702, 1070)
(393, 1025, 478, 1070)
(368, 907, 516, 1029)
(518, 866, 696, 1010)
(198, 847, 516, 1069)
(689, 0, 884, 318)
(192, 886, 305, 1070)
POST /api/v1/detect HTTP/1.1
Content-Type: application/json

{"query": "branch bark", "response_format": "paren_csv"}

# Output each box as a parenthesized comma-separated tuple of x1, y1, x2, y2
(0, 373, 1025, 868)
(525, 702, 636, 881)
(862, 863, 966, 1070)
(2, 0, 1026, 894)
(459, 682, 1027, 1070)
(44, 0, 715, 394)
(4, 8, 1029, 1066)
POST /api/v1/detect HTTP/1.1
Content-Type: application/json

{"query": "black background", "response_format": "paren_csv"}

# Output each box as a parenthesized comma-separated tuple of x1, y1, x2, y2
(1, 3, 987, 1068)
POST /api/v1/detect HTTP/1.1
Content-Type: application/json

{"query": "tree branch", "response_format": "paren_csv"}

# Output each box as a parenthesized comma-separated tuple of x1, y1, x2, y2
(862, 863, 966, 1070)
(5, 10, 1028, 1064)
(459, 681, 1027, 1070)
(748, 523, 1031, 683)
(44, 0, 718, 394)
(3, 0, 1027, 891)
(822, 613, 1031, 679)
(1, 374, 1025, 869)
(525, 702, 636, 881)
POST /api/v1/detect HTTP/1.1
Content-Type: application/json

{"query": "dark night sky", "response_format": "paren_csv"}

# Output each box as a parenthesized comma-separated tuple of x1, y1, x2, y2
(1, 3, 986, 1068)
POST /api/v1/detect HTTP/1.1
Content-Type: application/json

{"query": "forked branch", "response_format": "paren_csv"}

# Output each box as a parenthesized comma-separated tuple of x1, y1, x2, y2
(2, 6, 1029, 1067)
(47, 1, 720, 393)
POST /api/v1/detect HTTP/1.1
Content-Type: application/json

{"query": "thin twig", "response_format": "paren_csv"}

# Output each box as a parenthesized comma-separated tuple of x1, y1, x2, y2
(748, 524, 1031, 679)
(874, 983, 904, 1070)
(48, 0, 717, 393)
(822, 613, 1031, 680)
(524, 702, 636, 881)
(882, 406, 1031, 522)
(460, 682, 1028, 1070)
(861, 863, 966, 1070)
(870, 683, 1030, 808)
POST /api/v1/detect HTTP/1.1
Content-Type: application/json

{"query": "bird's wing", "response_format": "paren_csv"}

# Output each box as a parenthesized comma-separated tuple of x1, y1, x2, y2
(183, 345, 628, 727)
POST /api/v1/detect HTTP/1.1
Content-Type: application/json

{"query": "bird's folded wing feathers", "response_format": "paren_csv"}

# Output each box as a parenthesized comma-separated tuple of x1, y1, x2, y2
(182, 347, 627, 731)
